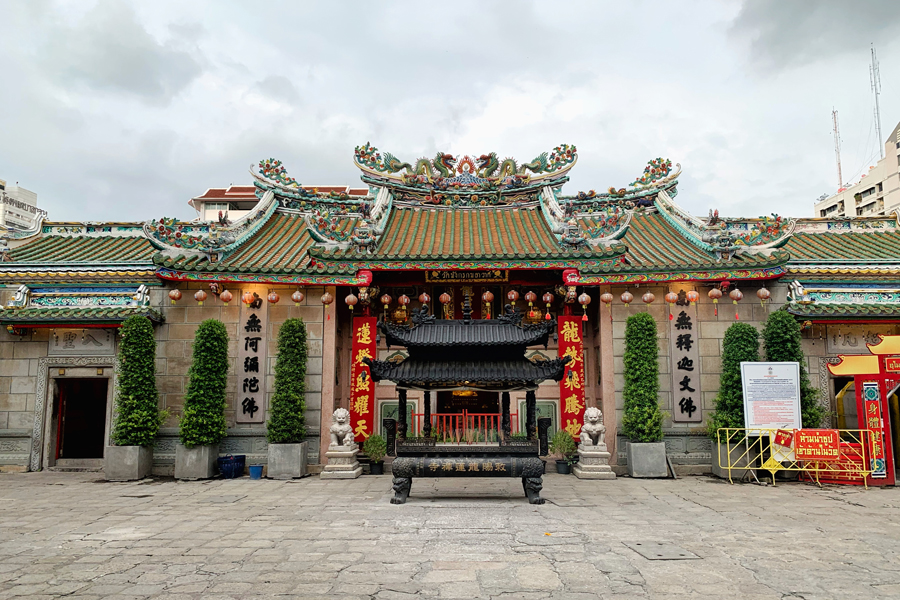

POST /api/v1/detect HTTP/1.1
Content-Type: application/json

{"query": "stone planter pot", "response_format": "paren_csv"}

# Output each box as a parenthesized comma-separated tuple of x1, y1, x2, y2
(712, 441, 758, 481)
(104, 446, 153, 481)
(267, 442, 308, 479)
(174, 444, 218, 480)
(625, 442, 668, 478)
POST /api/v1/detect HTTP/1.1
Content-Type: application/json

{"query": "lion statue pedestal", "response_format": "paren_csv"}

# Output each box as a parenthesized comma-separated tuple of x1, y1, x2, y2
(320, 408, 362, 479)
(572, 407, 616, 480)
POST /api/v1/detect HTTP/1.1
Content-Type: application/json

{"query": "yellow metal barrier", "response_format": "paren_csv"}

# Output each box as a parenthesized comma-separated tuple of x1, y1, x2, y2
(716, 428, 873, 488)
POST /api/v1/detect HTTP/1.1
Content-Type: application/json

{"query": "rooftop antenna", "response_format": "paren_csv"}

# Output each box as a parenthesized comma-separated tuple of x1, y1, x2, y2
(832, 108, 843, 190)
(870, 44, 884, 159)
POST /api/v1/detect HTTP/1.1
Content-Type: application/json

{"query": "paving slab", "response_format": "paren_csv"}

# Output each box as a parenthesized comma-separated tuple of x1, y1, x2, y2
(0, 472, 898, 598)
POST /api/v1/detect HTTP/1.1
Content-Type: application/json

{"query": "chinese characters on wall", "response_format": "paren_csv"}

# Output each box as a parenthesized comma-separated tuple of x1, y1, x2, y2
(557, 315, 586, 437)
(237, 288, 268, 423)
(350, 316, 377, 441)
(669, 304, 702, 423)
(48, 328, 115, 356)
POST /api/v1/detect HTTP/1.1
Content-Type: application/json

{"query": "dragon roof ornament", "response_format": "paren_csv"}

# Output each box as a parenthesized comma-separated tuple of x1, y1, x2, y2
(352, 142, 577, 193)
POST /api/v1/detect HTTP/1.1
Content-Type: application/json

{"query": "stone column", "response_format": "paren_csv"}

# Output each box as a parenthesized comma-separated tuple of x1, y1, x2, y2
(319, 285, 338, 465)
(398, 388, 408, 440)
(423, 391, 432, 437)
(525, 390, 536, 440)
(501, 391, 511, 439)
(598, 284, 617, 463)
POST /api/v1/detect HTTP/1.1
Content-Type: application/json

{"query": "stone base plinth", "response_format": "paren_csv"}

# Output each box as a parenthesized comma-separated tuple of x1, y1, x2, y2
(319, 446, 362, 479)
(573, 445, 616, 480)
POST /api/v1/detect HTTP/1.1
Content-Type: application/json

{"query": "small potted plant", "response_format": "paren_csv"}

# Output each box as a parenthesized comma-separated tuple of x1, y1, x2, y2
(549, 429, 577, 474)
(363, 434, 387, 475)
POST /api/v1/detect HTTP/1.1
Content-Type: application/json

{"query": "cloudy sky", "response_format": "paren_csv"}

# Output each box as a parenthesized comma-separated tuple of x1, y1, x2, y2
(1, 0, 898, 223)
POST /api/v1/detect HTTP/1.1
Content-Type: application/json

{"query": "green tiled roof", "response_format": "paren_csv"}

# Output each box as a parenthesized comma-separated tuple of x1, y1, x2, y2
(0, 306, 164, 325)
(8, 235, 155, 263)
(786, 302, 900, 319)
(588, 212, 787, 274)
(154, 213, 316, 273)
(784, 232, 900, 262)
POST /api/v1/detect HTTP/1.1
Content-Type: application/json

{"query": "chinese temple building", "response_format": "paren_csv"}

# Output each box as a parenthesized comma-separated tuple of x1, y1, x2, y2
(2, 143, 900, 475)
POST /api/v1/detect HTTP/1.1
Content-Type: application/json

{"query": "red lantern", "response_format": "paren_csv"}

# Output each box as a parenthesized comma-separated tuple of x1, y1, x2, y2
(418, 292, 431, 305)
(578, 292, 591, 322)
(600, 292, 613, 305)
(267, 292, 280, 304)
(242, 291, 254, 306)
(219, 290, 233, 306)
(621, 291, 633, 306)
(345, 293, 358, 312)
(542, 292, 554, 321)
(756, 287, 770, 306)
(708, 288, 722, 316)
(321, 292, 334, 305)
(439, 293, 451, 305)
(482, 291, 494, 303)
(729, 288, 743, 320)
(642, 292, 655, 305)
(525, 291, 537, 306)
(168, 289, 182, 305)
(686, 290, 700, 305)
(194, 290, 207, 306)
(664, 291, 678, 306)
(398, 294, 410, 306)
(380, 293, 392, 306)
(291, 290, 305, 306)
(507, 290, 519, 307)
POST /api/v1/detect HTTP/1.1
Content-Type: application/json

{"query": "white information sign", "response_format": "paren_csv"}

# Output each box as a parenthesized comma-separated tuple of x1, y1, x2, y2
(740, 362, 801, 431)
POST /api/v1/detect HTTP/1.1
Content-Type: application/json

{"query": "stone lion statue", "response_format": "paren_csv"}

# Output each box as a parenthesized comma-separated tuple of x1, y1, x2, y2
(579, 406, 606, 447)
(329, 408, 355, 447)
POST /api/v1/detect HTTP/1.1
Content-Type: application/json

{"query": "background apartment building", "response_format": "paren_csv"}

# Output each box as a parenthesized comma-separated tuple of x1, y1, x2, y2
(0, 179, 45, 231)
(815, 121, 900, 218)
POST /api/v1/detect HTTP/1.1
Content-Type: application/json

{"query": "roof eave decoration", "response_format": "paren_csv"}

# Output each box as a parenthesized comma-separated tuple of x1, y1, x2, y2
(154, 266, 366, 286)
(0, 284, 165, 326)
(353, 142, 578, 191)
(144, 190, 278, 260)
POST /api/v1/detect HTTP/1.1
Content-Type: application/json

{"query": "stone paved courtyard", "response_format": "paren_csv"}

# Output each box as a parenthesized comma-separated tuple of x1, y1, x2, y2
(1, 472, 899, 599)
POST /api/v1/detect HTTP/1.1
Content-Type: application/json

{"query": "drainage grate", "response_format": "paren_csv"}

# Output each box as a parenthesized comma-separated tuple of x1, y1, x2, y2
(623, 542, 700, 560)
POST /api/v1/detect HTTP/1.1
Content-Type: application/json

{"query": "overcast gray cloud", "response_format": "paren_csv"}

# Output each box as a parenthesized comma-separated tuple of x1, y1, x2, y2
(0, 0, 898, 223)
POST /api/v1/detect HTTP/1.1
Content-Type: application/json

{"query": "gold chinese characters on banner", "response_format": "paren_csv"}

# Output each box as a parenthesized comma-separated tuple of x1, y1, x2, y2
(349, 317, 377, 441)
(558, 316, 586, 437)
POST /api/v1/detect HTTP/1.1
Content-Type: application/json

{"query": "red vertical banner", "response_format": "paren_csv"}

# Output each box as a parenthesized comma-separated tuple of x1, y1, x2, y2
(558, 315, 586, 438)
(350, 316, 377, 442)
(862, 381, 887, 479)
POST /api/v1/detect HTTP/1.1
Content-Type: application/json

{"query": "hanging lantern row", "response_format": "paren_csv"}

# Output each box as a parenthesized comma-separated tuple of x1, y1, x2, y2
(578, 292, 591, 322)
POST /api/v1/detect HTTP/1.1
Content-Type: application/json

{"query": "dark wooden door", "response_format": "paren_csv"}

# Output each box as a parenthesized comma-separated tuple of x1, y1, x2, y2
(57, 378, 108, 459)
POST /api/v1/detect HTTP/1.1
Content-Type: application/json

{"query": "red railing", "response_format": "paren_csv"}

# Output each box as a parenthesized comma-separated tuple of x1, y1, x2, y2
(410, 411, 519, 444)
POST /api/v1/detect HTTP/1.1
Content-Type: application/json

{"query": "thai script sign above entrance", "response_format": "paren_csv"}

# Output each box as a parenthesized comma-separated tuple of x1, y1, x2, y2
(350, 316, 377, 441)
(557, 316, 586, 437)
(425, 270, 508, 283)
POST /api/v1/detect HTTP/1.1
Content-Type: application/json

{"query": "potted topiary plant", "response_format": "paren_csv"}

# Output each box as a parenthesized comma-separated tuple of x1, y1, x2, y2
(707, 322, 759, 479)
(176, 319, 229, 480)
(622, 312, 667, 477)
(549, 429, 577, 474)
(267, 318, 309, 479)
(106, 316, 166, 481)
(363, 434, 387, 475)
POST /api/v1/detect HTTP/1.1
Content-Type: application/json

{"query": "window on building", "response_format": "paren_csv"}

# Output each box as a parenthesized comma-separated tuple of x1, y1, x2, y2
(205, 202, 229, 212)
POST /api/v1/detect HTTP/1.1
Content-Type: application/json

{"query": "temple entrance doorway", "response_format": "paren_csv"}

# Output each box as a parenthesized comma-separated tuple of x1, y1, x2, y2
(52, 378, 108, 462)
(436, 390, 499, 414)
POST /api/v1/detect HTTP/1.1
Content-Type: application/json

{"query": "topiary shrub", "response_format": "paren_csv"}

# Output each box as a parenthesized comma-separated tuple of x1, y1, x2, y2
(111, 316, 164, 447)
(363, 434, 387, 464)
(622, 312, 664, 442)
(180, 319, 229, 448)
(763, 308, 824, 428)
(707, 322, 759, 437)
(267, 318, 308, 444)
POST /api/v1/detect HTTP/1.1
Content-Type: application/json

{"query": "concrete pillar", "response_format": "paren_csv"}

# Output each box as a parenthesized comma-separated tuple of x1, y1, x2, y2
(599, 284, 617, 464)
(318, 286, 337, 464)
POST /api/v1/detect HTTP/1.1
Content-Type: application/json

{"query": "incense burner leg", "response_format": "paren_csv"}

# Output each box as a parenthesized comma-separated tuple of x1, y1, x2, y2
(522, 476, 545, 505)
(391, 477, 411, 504)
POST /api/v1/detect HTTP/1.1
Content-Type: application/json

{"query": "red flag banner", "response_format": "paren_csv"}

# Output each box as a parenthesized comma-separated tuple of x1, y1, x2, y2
(350, 316, 377, 442)
(558, 315, 586, 438)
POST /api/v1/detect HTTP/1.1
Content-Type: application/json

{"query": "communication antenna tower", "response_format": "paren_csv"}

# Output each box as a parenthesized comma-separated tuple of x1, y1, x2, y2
(870, 44, 884, 159)
(832, 109, 843, 190)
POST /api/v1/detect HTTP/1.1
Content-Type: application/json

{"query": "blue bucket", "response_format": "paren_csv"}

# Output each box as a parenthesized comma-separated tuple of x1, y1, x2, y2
(249, 464, 263, 480)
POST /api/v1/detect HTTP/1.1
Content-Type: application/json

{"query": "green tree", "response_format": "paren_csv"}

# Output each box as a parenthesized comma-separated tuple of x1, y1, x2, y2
(267, 318, 308, 444)
(707, 322, 759, 437)
(622, 312, 664, 442)
(180, 319, 229, 447)
(111, 316, 162, 446)
(763, 308, 824, 427)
